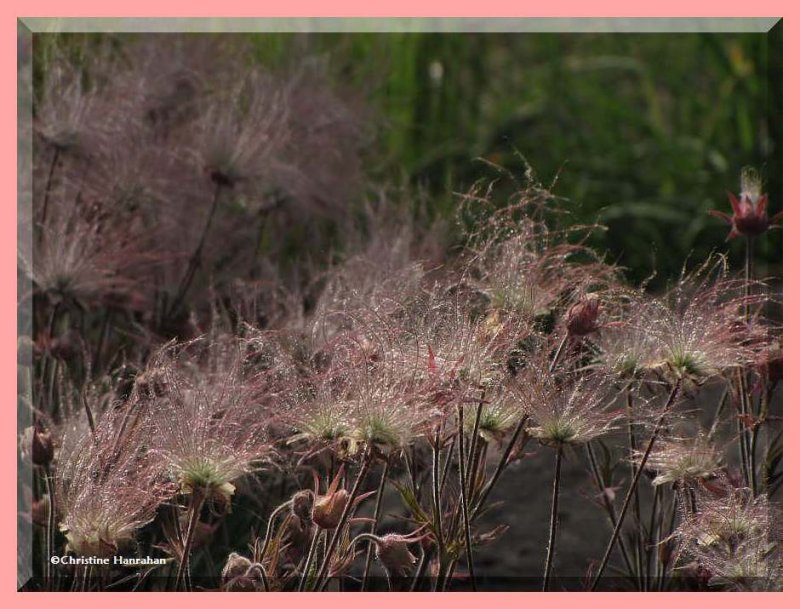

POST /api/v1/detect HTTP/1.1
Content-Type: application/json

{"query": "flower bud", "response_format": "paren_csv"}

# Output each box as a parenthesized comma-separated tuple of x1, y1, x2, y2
(221, 552, 266, 592)
(374, 534, 418, 578)
(312, 488, 349, 529)
(709, 169, 781, 240)
(21, 426, 54, 467)
(565, 293, 600, 337)
(291, 489, 315, 522)
(32, 495, 50, 528)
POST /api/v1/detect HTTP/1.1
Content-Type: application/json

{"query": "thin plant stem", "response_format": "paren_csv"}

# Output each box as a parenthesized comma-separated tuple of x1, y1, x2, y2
(550, 334, 569, 374)
(410, 545, 430, 591)
(264, 499, 292, 545)
(590, 379, 682, 590)
(168, 182, 224, 321)
(465, 394, 485, 499)
(431, 427, 444, 541)
(584, 442, 636, 580)
(542, 445, 563, 591)
(625, 387, 646, 588)
(438, 439, 455, 499)
(735, 370, 753, 489)
(43, 464, 56, 591)
(298, 525, 321, 591)
(708, 385, 730, 439)
(472, 415, 527, 519)
(39, 146, 60, 234)
(173, 491, 204, 591)
(312, 449, 372, 591)
(360, 460, 389, 591)
(456, 403, 477, 591)
(647, 484, 662, 590)
(92, 308, 112, 374)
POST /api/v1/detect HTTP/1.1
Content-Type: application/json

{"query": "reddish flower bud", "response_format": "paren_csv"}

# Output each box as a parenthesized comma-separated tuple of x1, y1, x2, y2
(312, 488, 349, 529)
(709, 169, 781, 240)
(374, 534, 419, 578)
(291, 489, 315, 522)
(21, 426, 54, 467)
(565, 293, 600, 336)
(221, 552, 266, 592)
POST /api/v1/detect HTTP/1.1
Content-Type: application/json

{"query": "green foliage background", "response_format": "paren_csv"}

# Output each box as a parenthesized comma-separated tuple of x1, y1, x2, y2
(33, 27, 783, 286)
(249, 29, 782, 286)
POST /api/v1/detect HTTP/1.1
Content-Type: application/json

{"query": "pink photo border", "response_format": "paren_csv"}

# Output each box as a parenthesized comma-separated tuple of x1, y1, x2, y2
(3, 1, 795, 607)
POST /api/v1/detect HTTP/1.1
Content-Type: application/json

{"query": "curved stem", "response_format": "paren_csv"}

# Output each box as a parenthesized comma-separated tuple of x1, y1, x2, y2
(590, 380, 682, 590)
(264, 499, 292, 545)
(542, 445, 563, 591)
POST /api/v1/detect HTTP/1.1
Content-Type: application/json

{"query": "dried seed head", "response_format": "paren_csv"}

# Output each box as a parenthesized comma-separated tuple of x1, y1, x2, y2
(462, 396, 521, 443)
(144, 338, 276, 511)
(511, 371, 620, 447)
(671, 487, 781, 590)
(647, 260, 770, 382)
(56, 408, 173, 558)
(646, 435, 722, 487)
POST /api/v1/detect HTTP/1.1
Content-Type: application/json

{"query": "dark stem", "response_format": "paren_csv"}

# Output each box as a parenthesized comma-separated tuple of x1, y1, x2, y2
(471, 415, 527, 518)
(39, 146, 60, 234)
(168, 183, 224, 322)
(542, 445, 563, 591)
(264, 499, 292, 545)
(312, 449, 372, 591)
(550, 334, 569, 374)
(590, 380, 682, 590)
(647, 483, 662, 589)
(465, 393, 485, 500)
(44, 465, 56, 591)
(173, 491, 204, 591)
(360, 460, 389, 591)
(298, 525, 321, 591)
(92, 308, 112, 374)
(410, 545, 430, 591)
(626, 387, 646, 588)
(456, 403, 477, 591)
(735, 370, 753, 489)
(585, 442, 636, 580)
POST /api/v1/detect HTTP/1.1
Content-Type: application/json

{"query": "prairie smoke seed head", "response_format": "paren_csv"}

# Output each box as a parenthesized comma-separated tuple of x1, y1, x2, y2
(646, 435, 722, 486)
(512, 372, 620, 448)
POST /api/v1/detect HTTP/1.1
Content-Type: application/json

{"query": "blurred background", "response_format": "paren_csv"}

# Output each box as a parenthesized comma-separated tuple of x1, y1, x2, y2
(253, 30, 782, 287)
(33, 29, 783, 288)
